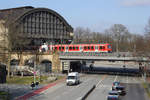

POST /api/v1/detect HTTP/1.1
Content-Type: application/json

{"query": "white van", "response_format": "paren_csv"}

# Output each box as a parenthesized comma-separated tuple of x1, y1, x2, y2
(66, 72, 80, 86)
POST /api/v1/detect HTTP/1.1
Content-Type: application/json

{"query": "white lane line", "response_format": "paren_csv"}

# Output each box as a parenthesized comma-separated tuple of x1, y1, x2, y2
(114, 75, 118, 82)
(126, 74, 129, 83)
(109, 75, 118, 91)
(76, 97, 82, 100)
(96, 75, 106, 87)
(96, 78, 103, 87)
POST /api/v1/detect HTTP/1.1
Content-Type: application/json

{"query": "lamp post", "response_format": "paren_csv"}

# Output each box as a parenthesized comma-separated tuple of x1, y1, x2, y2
(33, 61, 36, 83)
(33, 50, 39, 83)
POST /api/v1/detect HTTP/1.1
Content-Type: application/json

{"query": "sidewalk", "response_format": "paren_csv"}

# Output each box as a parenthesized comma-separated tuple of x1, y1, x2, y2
(143, 77, 150, 100)
(15, 77, 65, 100)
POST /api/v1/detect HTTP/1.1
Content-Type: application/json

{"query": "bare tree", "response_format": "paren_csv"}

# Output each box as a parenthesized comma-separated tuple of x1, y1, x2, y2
(145, 18, 150, 54)
(108, 24, 129, 52)
(74, 27, 85, 44)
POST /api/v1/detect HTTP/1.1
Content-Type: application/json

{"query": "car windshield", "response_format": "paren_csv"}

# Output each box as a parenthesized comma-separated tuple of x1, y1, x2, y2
(109, 92, 118, 95)
(113, 82, 120, 86)
(116, 87, 124, 90)
(67, 76, 76, 79)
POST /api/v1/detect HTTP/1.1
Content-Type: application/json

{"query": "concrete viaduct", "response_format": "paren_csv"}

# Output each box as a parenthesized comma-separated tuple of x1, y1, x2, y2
(11, 51, 62, 72)
(10, 51, 150, 72)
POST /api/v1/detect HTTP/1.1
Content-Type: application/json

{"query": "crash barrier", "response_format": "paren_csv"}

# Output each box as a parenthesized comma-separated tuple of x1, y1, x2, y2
(82, 67, 146, 76)
(81, 85, 96, 100)
(0, 64, 7, 83)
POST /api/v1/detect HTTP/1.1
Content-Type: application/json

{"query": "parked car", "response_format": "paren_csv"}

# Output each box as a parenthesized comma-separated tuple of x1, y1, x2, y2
(112, 81, 120, 90)
(107, 91, 120, 100)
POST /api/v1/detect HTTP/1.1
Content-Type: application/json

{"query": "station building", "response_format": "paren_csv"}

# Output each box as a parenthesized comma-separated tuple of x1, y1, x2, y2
(0, 6, 73, 72)
(0, 6, 73, 48)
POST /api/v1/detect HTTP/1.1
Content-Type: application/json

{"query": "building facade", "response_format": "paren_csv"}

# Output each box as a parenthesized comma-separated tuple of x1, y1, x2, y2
(0, 6, 73, 48)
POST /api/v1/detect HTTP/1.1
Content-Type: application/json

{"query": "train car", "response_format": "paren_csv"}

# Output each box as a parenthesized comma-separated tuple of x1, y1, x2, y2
(40, 43, 112, 53)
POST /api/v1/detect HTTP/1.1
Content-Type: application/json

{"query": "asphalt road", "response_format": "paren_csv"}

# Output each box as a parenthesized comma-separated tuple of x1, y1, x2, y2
(28, 74, 149, 100)
(0, 84, 45, 100)
(29, 74, 103, 100)
(87, 75, 148, 100)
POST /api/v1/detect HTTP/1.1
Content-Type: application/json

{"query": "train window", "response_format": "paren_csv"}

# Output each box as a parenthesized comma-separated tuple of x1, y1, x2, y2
(88, 46, 90, 50)
(84, 46, 87, 50)
(48, 47, 50, 50)
(76, 47, 79, 50)
(69, 47, 72, 50)
(62, 46, 64, 50)
(55, 47, 57, 50)
(73, 46, 75, 50)
(103, 46, 105, 49)
(91, 46, 94, 50)
(52, 47, 54, 50)
(108, 45, 111, 49)
(59, 47, 61, 50)
(99, 46, 103, 49)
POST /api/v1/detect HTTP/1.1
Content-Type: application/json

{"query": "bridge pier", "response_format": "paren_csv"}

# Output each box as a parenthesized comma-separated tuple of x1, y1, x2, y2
(10, 52, 63, 73)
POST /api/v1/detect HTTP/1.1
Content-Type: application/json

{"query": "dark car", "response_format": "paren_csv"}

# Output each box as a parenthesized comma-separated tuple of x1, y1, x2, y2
(114, 85, 126, 95)
(107, 91, 120, 100)
(112, 81, 120, 90)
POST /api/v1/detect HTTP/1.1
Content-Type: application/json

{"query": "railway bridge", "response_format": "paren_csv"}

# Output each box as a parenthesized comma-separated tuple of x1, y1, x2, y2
(59, 52, 150, 73)
(9, 51, 150, 73)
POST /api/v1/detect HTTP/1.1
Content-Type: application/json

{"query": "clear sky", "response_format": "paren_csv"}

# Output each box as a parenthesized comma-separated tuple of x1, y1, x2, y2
(0, 0, 150, 34)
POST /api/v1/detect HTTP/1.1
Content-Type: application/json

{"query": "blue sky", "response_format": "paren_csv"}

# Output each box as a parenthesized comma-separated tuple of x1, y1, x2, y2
(0, 0, 150, 34)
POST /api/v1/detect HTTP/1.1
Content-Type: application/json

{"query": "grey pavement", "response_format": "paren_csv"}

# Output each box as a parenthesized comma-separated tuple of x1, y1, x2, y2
(87, 75, 148, 100)
(29, 75, 103, 100)
(1, 74, 148, 100)
(0, 84, 45, 100)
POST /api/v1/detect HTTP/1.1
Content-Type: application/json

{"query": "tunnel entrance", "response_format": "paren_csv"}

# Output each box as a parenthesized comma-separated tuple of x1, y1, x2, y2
(40, 60, 52, 73)
(10, 59, 20, 66)
(70, 61, 81, 72)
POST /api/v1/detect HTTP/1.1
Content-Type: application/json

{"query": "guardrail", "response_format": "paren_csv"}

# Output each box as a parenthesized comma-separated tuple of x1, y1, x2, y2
(81, 85, 96, 100)
(59, 56, 149, 62)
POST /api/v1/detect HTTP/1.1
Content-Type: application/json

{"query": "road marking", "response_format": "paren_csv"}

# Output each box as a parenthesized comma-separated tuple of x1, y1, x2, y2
(114, 74, 118, 82)
(126, 74, 129, 83)
(96, 75, 107, 87)
(109, 75, 118, 91)
(76, 96, 82, 100)
(15, 78, 65, 100)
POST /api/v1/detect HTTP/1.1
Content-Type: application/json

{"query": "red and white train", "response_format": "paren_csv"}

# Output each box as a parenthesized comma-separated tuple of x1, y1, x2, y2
(40, 43, 112, 53)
